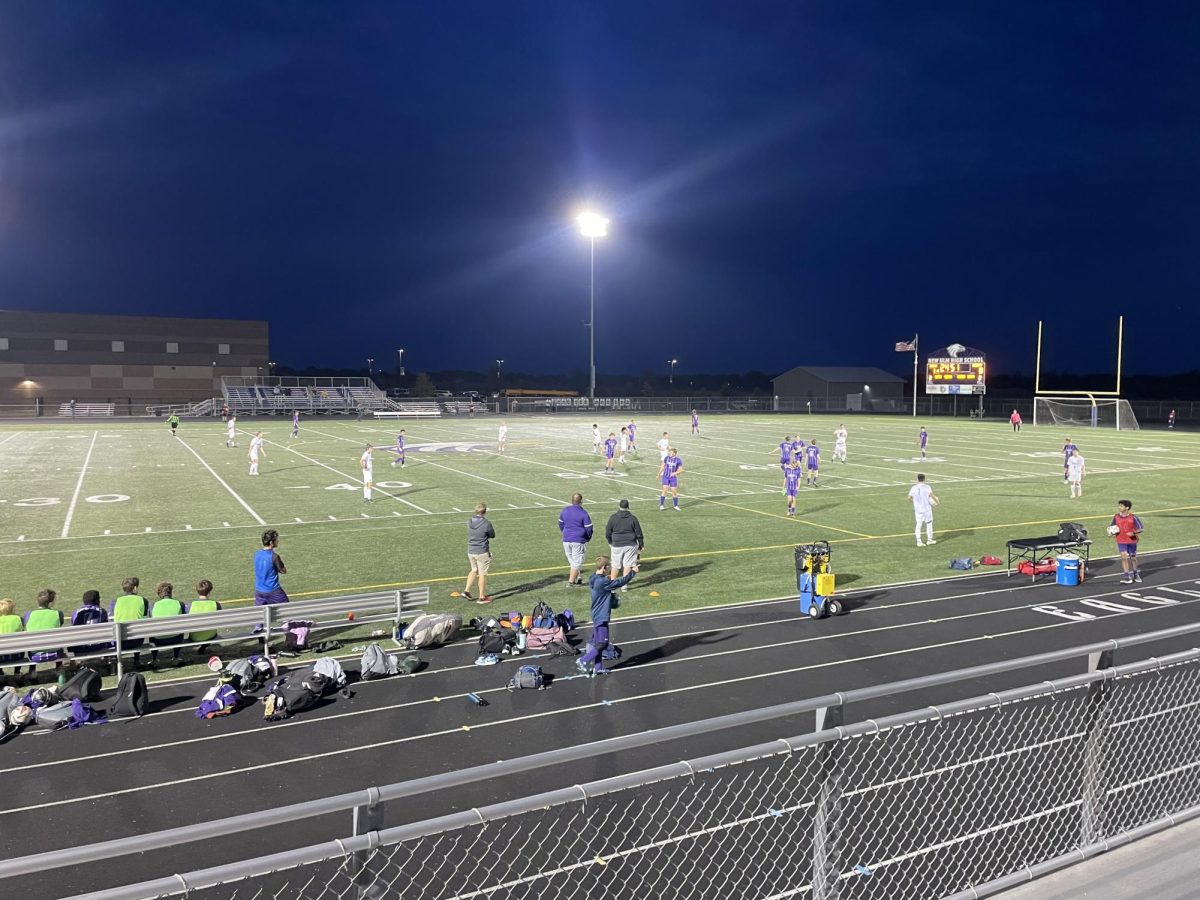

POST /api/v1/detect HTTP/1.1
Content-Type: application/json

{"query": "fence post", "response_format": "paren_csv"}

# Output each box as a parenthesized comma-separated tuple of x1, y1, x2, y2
(1079, 649, 1115, 844)
(113, 624, 124, 680)
(350, 786, 386, 898)
(812, 703, 845, 900)
(262, 608, 273, 656)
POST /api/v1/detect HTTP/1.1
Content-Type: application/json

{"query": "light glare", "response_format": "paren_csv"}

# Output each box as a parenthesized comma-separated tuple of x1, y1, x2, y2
(577, 211, 609, 238)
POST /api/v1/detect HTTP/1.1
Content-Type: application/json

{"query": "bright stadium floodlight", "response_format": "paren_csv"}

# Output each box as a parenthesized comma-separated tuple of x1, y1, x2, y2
(577, 210, 609, 399)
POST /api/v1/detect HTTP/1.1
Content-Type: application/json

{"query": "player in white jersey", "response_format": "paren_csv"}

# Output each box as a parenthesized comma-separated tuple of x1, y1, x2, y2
(497, 423, 508, 454)
(833, 424, 848, 462)
(907, 473, 939, 546)
(248, 432, 265, 475)
(618, 427, 630, 463)
(226, 416, 238, 448)
(592, 424, 601, 454)
(657, 432, 670, 461)
(1066, 449, 1086, 498)
(360, 444, 374, 501)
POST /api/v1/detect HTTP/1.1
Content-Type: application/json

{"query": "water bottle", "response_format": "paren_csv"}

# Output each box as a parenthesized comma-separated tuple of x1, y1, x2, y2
(517, 630, 526, 651)
(467, 692, 488, 707)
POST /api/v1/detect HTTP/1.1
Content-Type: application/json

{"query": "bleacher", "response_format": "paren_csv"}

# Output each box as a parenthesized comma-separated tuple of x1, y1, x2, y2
(58, 402, 115, 417)
(220, 377, 389, 416)
(373, 400, 442, 418)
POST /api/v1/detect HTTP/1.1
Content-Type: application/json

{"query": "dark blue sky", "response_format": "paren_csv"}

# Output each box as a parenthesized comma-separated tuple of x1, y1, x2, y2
(1, 2, 1197, 378)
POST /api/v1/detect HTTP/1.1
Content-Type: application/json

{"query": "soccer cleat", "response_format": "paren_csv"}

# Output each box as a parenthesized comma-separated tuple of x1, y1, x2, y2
(1133, 573, 1143, 583)
(476, 596, 493, 605)
(575, 659, 592, 675)
(1120, 576, 1134, 585)
(916, 541, 925, 547)
(927, 539, 937, 545)
(673, 505, 680, 511)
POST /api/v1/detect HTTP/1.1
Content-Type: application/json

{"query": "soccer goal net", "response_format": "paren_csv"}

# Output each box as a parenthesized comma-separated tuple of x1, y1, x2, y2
(1034, 396, 1140, 430)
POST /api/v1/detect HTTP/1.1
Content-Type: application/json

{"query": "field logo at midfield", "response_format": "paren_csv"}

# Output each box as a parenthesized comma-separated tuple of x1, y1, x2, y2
(412, 442, 492, 453)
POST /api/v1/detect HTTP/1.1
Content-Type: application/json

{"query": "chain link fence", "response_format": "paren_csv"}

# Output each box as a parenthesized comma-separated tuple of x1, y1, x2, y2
(79, 644, 1200, 900)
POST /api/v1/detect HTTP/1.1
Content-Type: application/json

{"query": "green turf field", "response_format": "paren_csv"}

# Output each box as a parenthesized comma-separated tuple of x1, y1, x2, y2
(1, 413, 1197, 620)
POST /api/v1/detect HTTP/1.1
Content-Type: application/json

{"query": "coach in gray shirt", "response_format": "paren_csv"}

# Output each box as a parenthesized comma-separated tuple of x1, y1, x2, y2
(463, 502, 495, 604)
(605, 499, 644, 586)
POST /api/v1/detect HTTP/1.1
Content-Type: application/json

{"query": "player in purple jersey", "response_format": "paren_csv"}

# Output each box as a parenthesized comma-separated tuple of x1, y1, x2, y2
(1061, 437, 1077, 483)
(291, 410, 300, 438)
(604, 433, 617, 473)
(627, 420, 638, 455)
(773, 436, 794, 471)
(791, 437, 806, 462)
(391, 429, 406, 467)
(804, 441, 821, 486)
(783, 459, 802, 516)
(691, 409, 700, 434)
(918, 427, 928, 459)
(658, 448, 683, 509)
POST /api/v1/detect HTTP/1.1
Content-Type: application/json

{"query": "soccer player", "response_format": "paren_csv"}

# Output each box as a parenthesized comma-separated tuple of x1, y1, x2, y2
(658, 448, 683, 510)
(784, 458, 802, 516)
(291, 410, 300, 438)
(907, 473, 939, 547)
(773, 436, 794, 472)
(168, 413, 180, 437)
(592, 424, 601, 454)
(604, 432, 617, 473)
(1111, 499, 1144, 584)
(497, 422, 508, 454)
(1066, 448, 1086, 498)
(627, 420, 638, 455)
(918, 426, 928, 459)
(248, 432, 265, 475)
(360, 443, 374, 502)
(691, 409, 700, 434)
(1010, 409, 1022, 432)
(833, 424, 848, 462)
(619, 426, 630, 464)
(804, 440, 820, 486)
(791, 436, 806, 465)
(657, 431, 670, 462)
(1168, 409, 1176, 429)
(391, 429, 406, 467)
(225, 415, 238, 448)
(1061, 437, 1078, 483)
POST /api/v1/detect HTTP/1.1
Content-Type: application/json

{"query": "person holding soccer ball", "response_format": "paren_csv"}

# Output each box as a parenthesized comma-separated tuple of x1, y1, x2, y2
(1108, 500, 1144, 584)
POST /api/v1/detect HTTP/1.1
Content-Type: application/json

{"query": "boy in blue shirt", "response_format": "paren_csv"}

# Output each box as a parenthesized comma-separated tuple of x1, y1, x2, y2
(577, 555, 636, 676)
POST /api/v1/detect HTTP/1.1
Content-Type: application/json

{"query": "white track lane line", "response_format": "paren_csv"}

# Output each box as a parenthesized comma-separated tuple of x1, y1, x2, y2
(59, 431, 98, 539)
(175, 438, 265, 526)
(259, 430, 431, 514)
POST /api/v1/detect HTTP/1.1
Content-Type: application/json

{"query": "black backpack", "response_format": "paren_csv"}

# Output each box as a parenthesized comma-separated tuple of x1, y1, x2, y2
(263, 674, 324, 721)
(1058, 522, 1088, 543)
(110, 672, 149, 718)
(478, 631, 507, 655)
(60, 667, 103, 703)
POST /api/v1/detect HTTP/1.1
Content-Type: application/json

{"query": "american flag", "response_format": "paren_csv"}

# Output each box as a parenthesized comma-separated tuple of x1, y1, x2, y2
(894, 338, 917, 352)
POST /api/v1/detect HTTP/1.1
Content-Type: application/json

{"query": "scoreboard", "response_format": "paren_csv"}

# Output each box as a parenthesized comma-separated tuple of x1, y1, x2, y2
(926, 350, 986, 395)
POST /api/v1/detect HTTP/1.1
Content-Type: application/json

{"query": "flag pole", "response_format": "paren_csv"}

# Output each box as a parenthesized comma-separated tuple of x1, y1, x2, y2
(912, 334, 919, 418)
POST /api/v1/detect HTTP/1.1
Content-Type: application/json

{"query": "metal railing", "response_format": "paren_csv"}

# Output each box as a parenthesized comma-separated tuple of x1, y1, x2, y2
(7, 617, 1200, 900)
(0, 587, 430, 678)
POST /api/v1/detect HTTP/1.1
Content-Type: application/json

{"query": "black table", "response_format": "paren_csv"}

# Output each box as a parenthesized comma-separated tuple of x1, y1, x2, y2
(1006, 536, 1091, 579)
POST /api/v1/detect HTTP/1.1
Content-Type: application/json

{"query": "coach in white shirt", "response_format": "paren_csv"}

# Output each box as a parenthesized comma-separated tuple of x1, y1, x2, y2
(907, 473, 940, 547)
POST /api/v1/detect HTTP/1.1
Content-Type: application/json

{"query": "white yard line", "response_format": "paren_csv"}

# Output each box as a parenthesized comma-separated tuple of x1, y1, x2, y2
(257, 431, 432, 514)
(176, 438, 266, 526)
(59, 431, 98, 539)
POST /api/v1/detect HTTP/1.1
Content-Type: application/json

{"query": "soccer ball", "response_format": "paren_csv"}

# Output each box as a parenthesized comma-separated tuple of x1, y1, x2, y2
(1106, 524, 1120, 536)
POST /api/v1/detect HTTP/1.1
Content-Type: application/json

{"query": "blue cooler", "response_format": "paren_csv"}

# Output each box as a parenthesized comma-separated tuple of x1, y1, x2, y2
(1056, 554, 1081, 586)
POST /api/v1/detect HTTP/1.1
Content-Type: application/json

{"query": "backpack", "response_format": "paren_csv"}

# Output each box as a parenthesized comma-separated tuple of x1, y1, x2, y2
(310, 656, 348, 689)
(360, 643, 399, 680)
(601, 644, 622, 661)
(403, 613, 462, 650)
(507, 665, 545, 691)
(556, 610, 576, 632)
(478, 630, 507, 656)
(196, 682, 243, 719)
(60, 667, 103, 703)
(980, 555, 1003, 566)
(1057, 522, 1088, 543)
(531, 602, 556, 630)
(110, 672, 149, 718)
(525, 625, 567, 651)
(1018, 559, 1057, 576)
(263, 674, 323, 721)
(547, 639, 577, 658)
(32, 701, 77, 731)
(221, 656, 276, 693)
(949, 557, 974, 570)
(281, 620, 314, 652)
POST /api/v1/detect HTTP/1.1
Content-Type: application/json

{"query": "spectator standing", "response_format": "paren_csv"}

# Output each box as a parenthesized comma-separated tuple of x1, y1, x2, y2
(605, 499, 645, 588)
(254, 530, 290, 606)
(558, 492, 594, 586)
(577, 556, 636, 676)
(1010, 409, 1022, 432)
(907, 474, 940, 547)
(1111, 500, 1145, 584)
(463, 503, 495, 604)
(150, 581, 186, 668)
(111, 577, 150, 670)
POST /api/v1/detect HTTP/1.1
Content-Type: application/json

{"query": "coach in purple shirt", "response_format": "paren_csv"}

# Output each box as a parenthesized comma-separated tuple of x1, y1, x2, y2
(558, 492, 594, 586)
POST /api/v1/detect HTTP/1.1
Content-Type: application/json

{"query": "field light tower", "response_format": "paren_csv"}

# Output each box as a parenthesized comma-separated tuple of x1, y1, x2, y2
(577, 210, 609, 400)
(668, 358, 678, 384)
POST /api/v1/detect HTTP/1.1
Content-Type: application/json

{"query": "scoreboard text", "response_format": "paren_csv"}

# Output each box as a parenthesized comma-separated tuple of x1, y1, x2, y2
(926, 357, 987, 395)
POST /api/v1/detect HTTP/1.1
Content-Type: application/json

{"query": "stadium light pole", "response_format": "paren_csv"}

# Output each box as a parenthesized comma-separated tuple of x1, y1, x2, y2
(577, 210, 609, 400)
(366, 357, 374, 379)
(496, 358, 504, 381)
(668, 358, 677, 384)
(395, 348, 405, 376)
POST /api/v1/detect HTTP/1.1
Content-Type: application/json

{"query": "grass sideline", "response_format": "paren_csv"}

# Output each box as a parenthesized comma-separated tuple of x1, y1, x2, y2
(2, 413, 1198, 639)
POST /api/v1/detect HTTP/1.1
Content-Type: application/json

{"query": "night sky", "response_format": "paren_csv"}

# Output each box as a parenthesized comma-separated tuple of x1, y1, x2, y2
(1, 3, 1197, 379)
